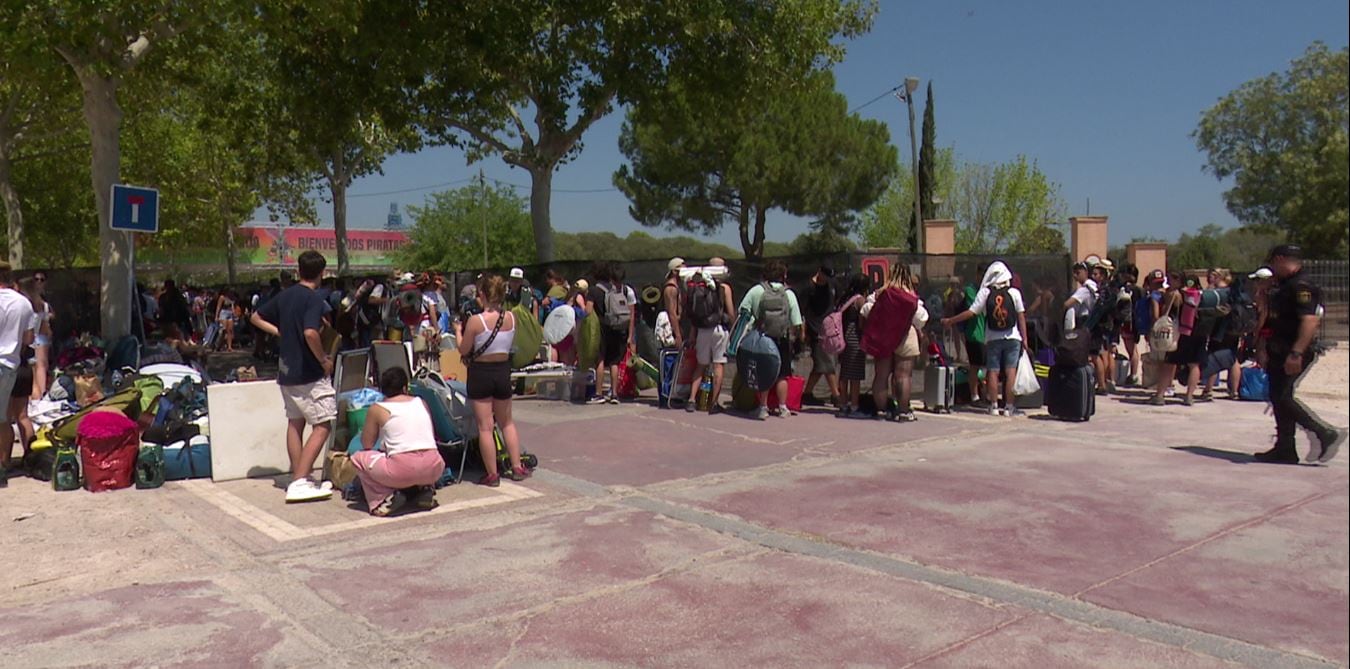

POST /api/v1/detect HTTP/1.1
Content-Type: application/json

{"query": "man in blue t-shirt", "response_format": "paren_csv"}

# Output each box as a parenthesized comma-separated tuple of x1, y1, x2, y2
(250, 250, 336, 503)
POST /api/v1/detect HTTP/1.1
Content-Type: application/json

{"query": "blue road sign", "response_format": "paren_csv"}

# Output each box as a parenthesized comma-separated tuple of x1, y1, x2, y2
(110, 184, 160, 233)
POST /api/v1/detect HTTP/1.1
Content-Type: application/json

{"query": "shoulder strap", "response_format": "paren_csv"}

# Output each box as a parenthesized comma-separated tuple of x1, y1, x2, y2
(465, 310, 505, 362)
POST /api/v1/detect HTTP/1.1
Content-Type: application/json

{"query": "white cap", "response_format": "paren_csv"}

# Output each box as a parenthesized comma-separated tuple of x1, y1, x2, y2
(668, 257, 686, 272)
(1248, 267, 1273, 280)
(399, 272, 415, 283)
(509, 267, 525, 280)
(574, 279, 589, 292)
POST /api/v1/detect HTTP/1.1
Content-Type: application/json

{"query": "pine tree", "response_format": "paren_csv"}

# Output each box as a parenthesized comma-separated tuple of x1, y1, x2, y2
(910, 81, 937, 252)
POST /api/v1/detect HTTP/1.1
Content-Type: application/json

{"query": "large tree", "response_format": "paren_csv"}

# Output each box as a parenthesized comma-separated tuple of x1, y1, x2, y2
(259, 0, 423, 276)
(911, 81, 937, 252)
(615, 71, 896, 259)
(421, 0, 874, 262)
(1194, 42, 1349, 256)
(21, 0, 228, 337)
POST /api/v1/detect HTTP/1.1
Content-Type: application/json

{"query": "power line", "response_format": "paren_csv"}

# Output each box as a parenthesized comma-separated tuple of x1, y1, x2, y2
(485, 177, 618, 194)
(849, 83, 904, 115)
(346, 177, 475, 198)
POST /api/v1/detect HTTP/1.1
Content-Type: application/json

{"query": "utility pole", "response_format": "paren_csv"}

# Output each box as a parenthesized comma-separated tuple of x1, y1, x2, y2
(897, 76, 923, 253)
(479, 168, 488, 268)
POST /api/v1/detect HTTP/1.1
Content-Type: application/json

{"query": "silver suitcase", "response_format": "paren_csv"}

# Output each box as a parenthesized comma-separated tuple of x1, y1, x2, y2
(924, 364, 955, 413)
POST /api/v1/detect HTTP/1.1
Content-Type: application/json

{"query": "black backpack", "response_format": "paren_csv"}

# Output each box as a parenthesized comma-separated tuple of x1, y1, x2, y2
(986, 285, 1016, 331)
(685, 278, 724, 329)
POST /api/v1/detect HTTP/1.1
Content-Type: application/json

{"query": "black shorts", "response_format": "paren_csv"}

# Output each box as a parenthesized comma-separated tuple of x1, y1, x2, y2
(1165, 334, 1208, 367)
(600, 327, 628, 366)
(965, 340, 986, 367)
(11, 364, 32, 398)
(773, 336, 794, 379)
(466, 361, 512, 401)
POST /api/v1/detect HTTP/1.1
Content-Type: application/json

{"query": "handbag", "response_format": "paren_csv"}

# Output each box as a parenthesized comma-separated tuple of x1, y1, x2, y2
(1149, 315, 1179, 355)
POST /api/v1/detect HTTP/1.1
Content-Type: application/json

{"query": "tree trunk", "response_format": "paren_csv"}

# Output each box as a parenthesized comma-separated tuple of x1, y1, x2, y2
(752, 205, 767, 260)
(737, 206, 753, 260)
(528, 166, 554, 263)
(0, 146, 23, 268)
(78, 72, 132, 339)
(223, 215, 237, 286)
(331, 176, 349, 275)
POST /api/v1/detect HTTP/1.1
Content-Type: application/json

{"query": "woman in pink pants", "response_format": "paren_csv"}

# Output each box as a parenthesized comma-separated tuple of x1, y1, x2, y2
(353, 367, 446, 516)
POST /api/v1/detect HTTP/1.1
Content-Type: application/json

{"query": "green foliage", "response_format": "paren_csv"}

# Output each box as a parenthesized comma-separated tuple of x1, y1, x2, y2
(615, 70, 896, 259)
(1168, 224, 1286, 271)
(553, 230, 743, 263)
(1194, 42, 1349, 256)
(398, 183, 536, 272)
(861, 149, 1067, 254)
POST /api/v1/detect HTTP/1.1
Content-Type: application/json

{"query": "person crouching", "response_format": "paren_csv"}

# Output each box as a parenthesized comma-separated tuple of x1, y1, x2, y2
(352, 367, 446, 516)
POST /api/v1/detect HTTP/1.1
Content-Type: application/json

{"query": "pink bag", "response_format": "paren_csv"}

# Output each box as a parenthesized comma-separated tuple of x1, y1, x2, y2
(819, 296, 861, 356)
(861, 288, 918, 359)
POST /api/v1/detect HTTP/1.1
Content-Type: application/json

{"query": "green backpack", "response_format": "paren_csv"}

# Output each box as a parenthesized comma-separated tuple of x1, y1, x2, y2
(510, 304, 544, 369)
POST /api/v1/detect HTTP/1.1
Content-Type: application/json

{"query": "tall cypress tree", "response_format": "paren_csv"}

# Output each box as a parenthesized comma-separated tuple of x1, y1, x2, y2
(910, 81, 937, 252)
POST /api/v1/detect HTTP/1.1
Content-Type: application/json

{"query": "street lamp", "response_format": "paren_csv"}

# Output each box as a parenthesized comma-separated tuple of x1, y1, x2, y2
(895, 76, 923, 253)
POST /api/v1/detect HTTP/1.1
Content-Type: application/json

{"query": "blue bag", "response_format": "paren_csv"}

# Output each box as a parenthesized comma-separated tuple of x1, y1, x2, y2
(735, 330, 782, 393)
(1238, 367, 1269, 401)
(163, 436, 211, 480)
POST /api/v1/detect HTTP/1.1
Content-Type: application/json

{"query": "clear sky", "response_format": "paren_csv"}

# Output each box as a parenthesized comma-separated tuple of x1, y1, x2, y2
(291, 0, 1350, 248)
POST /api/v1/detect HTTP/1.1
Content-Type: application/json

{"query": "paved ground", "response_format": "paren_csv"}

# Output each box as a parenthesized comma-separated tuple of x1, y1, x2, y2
(2, 353, 1347, 668)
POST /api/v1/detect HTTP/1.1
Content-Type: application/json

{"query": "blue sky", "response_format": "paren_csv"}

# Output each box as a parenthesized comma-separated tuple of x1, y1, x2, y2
(289, 0, 1349, 248)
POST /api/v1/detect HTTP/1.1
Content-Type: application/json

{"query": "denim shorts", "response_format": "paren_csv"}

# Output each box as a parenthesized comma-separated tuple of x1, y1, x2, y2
(985, 338, 1021, 372)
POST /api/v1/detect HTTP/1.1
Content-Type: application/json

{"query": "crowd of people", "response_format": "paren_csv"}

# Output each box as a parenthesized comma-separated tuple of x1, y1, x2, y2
(6, 241, 1341, 501)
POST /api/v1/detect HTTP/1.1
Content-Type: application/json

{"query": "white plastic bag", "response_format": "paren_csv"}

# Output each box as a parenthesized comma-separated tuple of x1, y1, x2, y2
(1013, 351, 1039, 396)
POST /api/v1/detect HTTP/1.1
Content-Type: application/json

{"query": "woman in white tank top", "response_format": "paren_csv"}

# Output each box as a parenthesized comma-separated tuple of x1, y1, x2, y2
(351, 367, 446, 516)
(454, 273, 530, 487)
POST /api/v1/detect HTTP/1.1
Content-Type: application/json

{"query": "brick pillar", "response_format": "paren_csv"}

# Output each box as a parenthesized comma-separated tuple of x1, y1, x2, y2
(1070, 216, 1108, 263)
(922, 219, 956, 280)
(1127, 242, 1167, 280)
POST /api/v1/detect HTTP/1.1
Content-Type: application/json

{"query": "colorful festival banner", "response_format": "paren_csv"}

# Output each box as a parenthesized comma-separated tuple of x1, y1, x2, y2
(237, 226, 409, 267)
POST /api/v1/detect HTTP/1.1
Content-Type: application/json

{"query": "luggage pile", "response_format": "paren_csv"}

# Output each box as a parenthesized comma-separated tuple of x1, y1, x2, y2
(24, 335, 213, 492)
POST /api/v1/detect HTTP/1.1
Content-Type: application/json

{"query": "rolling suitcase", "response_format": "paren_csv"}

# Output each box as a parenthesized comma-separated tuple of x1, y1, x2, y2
(1047, 364, 1096, 422)
(923, 364, 955, 414)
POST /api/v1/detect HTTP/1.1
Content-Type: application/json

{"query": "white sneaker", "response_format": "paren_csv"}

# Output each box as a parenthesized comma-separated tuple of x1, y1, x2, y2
(286, 478, 333, 503)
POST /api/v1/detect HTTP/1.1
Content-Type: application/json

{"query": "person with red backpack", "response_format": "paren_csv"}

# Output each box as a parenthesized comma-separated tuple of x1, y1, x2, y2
(684, 258, 736, 414)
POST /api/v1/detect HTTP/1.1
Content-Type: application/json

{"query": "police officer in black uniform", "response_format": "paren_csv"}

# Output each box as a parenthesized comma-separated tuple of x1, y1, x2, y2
(1255, 244, 1346, 464)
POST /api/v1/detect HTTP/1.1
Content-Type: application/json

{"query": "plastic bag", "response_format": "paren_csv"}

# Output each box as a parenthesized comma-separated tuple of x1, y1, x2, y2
(1013, 351, 1039, 396)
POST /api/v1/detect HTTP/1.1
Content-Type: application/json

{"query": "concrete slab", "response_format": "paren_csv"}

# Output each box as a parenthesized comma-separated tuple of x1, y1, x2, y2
(415, 551, 1015, 668)
(912, 613, 1241, 668)
(1084, 488, 1350, 665)
(660, 431, 1348, 596)
(0, 580, 316, 668)
(286, 506, 749, 636)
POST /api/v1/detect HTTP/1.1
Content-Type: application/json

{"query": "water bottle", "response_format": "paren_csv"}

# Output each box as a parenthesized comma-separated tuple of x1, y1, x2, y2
(53, 446, 82, 491)
(695, 371, 714, 412)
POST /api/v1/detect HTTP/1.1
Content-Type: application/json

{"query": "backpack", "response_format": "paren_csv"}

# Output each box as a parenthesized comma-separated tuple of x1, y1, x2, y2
(820, 296, 861, 356)
(1225, 289, 1259, 336)
(1192, 288, 1230, 339)
(685, 278, 724, 329)
(985, 285, 1016, 331)
(757, 282, 791, 339)
(1084, 286, 1117, 332)
(600, 283, 633, 332)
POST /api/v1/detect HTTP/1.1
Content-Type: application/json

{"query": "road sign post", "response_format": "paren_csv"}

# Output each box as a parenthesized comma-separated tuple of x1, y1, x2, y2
(110, 185, 160, 342)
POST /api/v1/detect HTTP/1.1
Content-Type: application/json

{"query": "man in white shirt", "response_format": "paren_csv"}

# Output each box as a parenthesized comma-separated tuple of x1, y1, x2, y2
(0, 262, 36, 479)
(1064, 261, 1097, 329)
(941, 261, 1029, 416)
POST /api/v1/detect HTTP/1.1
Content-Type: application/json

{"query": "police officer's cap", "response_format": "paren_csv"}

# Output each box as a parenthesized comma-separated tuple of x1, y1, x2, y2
(1267, 244, 1303, 261)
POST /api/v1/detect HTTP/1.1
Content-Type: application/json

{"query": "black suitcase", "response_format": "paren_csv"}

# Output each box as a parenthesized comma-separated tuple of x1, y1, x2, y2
(1047, 364, 1095, 421)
